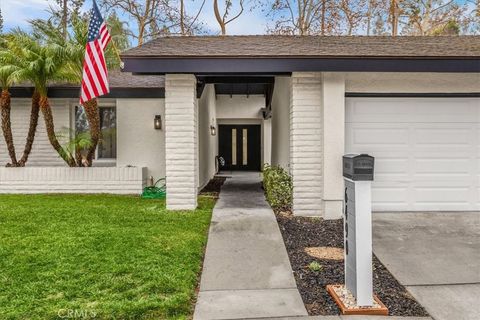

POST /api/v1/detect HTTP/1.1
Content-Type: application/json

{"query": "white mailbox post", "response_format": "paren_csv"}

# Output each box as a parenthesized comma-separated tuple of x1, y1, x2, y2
(343, 154, 375, 307)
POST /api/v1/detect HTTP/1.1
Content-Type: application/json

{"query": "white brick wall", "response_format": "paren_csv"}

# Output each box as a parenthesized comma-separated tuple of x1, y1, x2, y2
(290, 72, 323, 216)
(0, 167, 147, 194)
(165, 74, 198, 210)
(0, 98, 71, 166)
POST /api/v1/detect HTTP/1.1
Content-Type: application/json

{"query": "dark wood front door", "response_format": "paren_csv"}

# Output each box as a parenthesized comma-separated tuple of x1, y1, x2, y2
(219, 125, 261, 171)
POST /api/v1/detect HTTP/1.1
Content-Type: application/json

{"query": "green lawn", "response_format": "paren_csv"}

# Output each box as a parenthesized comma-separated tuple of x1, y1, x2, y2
(0, 194, 215, 320)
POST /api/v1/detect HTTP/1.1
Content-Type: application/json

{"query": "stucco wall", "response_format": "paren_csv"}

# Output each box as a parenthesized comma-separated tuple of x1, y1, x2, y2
(0, 98, 71, 167)
(271, 77, 291, 169)
(216, 95, 265, 119)
(116, 98, 165, 182)
(344, 72, 480, 93)
(321, 73, 346, 219)
(198, 84, 217, 189)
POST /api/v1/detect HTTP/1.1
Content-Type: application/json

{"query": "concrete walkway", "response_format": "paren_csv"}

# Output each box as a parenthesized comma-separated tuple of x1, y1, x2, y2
(193, 172, 308, 320)
(373, 212, 480, 320)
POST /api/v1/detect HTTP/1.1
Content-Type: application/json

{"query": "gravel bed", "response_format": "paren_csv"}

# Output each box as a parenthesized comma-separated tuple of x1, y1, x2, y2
(275, 211, 429, 317)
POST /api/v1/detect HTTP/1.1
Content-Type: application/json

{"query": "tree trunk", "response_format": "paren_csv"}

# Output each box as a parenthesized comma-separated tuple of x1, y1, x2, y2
(75, 147, 83, 167)
(180, 0, 185, 35)
(0, 89, 17, 167)
(17, 90, 40, 167)
(40, 95, 76, 167)
(83, 99, 100, 167)
(391, 0, 399, 36)
(62, 0, 68, 40)
(366, 0, 372, 36)
(213, 0, 227, 35)
(321, 0, 326, 35)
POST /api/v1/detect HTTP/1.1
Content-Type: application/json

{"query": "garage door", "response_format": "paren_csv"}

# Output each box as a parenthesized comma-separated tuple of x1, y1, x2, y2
(345, 97, 480, 211)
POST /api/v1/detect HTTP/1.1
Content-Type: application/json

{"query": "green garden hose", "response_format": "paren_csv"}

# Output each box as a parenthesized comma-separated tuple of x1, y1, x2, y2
(141, 178, 166, 199)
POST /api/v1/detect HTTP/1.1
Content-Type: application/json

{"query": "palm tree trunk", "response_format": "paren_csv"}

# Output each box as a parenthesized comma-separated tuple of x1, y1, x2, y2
(17, 90, 40, 167)
(39, 95, 76, 167)
(83, 98, 100, 167)
(1, 89, 18, 167)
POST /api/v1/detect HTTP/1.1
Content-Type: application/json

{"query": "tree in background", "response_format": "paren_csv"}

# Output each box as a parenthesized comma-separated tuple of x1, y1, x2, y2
(263, 0, 343, 35)
(48, 0, 86, 39)
(373, 10, 388, 34)
(106, 12, 130, 50)
(365, 0, 387, 35)
(162, 0, 206, 35)
(388, 0, 402, 35)
(213, 0, 245, 35)
(339, 0, 367, 35)
(101, 0, 167, 45)
(0, 7, 3, 34)
(401, 0, 466, 35)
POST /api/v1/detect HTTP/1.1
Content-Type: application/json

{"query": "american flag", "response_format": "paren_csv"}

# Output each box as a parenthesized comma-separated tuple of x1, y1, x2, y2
(79, 0, 112, 105)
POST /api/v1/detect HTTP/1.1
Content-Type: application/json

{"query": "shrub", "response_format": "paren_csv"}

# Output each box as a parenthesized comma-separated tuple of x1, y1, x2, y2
(262, 164, 293, 210)
(308, 261, 323, 272)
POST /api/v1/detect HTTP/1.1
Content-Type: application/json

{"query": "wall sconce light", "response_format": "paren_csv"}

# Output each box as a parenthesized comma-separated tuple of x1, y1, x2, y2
(154, 115, 162, 130)
(210, 125, 216, 136)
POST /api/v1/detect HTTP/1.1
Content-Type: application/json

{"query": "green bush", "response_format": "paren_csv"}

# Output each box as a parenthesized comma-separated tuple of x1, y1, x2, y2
(262, 164, 293, 210)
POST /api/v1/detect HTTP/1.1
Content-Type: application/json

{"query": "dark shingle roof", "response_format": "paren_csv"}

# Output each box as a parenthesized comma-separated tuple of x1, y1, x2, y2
(13, 70, 165, 89)
(109, 70, 165, 88)
(122, 35, 480, 59)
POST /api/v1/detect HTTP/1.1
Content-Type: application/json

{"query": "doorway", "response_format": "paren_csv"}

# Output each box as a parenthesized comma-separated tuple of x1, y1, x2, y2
(219, 125, 261, 171)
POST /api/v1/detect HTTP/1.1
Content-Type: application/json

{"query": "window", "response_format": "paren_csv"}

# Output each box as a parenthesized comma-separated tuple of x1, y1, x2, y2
(98, 107, 116, 159)
(231, 128, 237, 165)
(75, 105, 117, 160)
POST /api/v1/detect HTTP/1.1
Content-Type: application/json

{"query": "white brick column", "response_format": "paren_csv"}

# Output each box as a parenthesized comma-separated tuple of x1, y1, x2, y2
(290, 73, 323, 216)
(322, 73, 346, 219)
(165, 74, 198, 210)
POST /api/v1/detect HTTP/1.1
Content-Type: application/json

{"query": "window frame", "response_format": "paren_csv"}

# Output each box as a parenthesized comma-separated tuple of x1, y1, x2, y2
(70, 99, 117, 165)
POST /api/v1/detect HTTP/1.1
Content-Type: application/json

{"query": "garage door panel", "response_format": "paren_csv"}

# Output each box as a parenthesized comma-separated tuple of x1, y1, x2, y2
(414, 128, 471, 146)
(346, 97, 480, 212)
(347, 126, 408, 146)
(414, 187, 470, 203)
(375, 158, 409, 174)
(346, 98, 479, 123)
(414, 158, 470, 175)
(373, 185, 408, 202)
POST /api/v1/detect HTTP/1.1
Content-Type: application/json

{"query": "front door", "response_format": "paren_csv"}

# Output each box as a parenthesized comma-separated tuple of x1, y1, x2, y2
(219, 125, 261, 171)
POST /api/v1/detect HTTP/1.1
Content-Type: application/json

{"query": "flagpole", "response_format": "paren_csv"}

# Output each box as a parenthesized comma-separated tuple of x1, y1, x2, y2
(109, 38, 124, 69)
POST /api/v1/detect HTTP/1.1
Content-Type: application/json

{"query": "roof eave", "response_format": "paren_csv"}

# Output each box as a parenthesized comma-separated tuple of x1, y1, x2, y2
(121, 56, 480, 74)
(10, 87, 165, 99)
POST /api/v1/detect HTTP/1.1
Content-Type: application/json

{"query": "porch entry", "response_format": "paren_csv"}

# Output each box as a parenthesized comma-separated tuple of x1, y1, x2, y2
(219, 125, 261, 171)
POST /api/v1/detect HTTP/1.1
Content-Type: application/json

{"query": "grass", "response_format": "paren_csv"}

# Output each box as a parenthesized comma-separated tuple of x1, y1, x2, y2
(0, 194, 215, 320)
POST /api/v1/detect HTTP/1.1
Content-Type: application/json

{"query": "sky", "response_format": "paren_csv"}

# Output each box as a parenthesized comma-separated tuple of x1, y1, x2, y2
(1, 0, 476, 38)
(1, 0, 268, 35)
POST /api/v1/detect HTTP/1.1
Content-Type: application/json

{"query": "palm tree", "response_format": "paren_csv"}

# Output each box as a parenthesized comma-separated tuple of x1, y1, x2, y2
(0, 33, 42, 167)
(0, 64, 18, 166)
(32, 16, 125, 166)
(9, 32, 77, 166)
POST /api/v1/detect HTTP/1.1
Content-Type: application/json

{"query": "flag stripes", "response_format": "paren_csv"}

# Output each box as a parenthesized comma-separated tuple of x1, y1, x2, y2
(80, 1, 112, 105)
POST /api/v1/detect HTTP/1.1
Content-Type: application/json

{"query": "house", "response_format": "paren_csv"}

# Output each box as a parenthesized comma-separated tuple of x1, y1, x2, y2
(2, 35, 479, 218)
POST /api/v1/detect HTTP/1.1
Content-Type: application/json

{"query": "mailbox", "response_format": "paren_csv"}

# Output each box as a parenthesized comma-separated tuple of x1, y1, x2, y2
(343, 153, 375, 307)
(343, 154, 374, 181)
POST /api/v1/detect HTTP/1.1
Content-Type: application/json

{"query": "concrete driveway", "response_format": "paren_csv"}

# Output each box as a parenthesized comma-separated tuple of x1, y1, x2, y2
(373, 212, 480, 320)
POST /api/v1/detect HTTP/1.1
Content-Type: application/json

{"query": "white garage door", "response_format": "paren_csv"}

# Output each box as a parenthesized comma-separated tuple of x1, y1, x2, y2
(345, 97, 480, 211)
